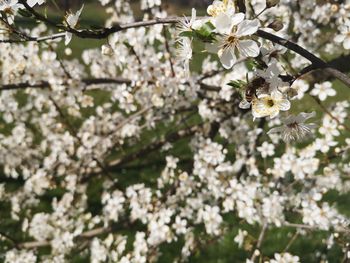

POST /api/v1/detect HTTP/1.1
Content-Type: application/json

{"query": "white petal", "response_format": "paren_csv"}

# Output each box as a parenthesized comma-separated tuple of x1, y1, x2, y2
(267, 126, 285, 134)
(319, 93, 326, 101)
(65, 32, 73, 45)
(231, 13, 245, 26)
(270, 110, 280, 118)
(306, 123, 318, 130)
(271, 90, 283, 99)
(334, 34, 346, 43)
(237, 40, 260, 57)
(327, 88, 336, 96)
(344, 36, 350, 49)
(239, 100, 251, 109)
(27, 0, 37, 7)
(298, 111, 316, 122)
(236, 19, 260, 37)
(67, 5, 84, 27)
(191, 8, 196, 22)
(214, 13, 233, 34)
(218, 48, 236, 69)
(278, 99, 291, 111)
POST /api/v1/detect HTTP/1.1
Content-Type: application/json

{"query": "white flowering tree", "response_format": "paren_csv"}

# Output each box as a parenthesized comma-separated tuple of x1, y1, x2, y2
(0, 0, 350, 262)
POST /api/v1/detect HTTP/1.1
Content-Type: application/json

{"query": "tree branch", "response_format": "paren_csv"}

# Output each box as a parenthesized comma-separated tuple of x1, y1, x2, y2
(17, 226, 111, 249)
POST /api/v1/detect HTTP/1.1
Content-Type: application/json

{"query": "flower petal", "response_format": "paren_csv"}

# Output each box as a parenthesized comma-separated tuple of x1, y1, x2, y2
(236, 19, 260, 37)
(278, 99, 291, 111)
(306, 123, 318, 130)
(237, 40, 260, 57)
(231, 13, 245, 26)
(295, 111, 315, 122)
(191, 8, 196, 22)
(65, 32, 73, 45)
(267, 126, 285, 134)
(214, 13, 233, 34)
(27, 0, 37, 7)
(218, 48, 236, 69)
(344, 36, 350, 50)
(239, 99, 251, 109)
(334, 34, 346, 43)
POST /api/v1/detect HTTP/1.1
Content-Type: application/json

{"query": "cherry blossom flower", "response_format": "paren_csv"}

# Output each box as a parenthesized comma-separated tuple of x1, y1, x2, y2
(310, 81, 336, 101)
(64, 5, 84, 45)
(267, 112, 317, 142)
(269, 253, 300, 263)
(178, 8, 202, 33)
(257, 141, 275, 158)
(252, 92, 291, 119)
(0, 0, 22, 24)
(334, 20, 350, 49)
(176, 37, 192, 76)
(208, 12, 260, 69)
(207, 0, 235, 17)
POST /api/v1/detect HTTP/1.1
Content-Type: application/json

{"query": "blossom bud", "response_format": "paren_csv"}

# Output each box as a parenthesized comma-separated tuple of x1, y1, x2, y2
(64, 48, 72, 56)
(286, 88, 298, 100)
(268, 20, 284, 31)
(101, 44, 114, 56)
(331, 4, 339, 12)
(266, 0, 280, 8)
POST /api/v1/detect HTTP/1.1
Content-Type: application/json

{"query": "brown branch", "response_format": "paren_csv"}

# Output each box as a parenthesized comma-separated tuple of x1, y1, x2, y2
(0, 78, 219, 94)
(163, 27, 176, 78)
(107, 124, 201, 169)
(18, 226, 111, 249)
(3, 11, 350, 88)
(282, 231, 299, 253)
(256, 30, 350, 87)
(0, 77, 132, 91)
(256, 30, 325, 67)
(0, 32, 66, 43)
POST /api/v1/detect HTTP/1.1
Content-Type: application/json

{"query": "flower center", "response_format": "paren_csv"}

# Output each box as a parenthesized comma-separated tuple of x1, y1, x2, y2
(287, 122, 298, 129)
(267, 99, 275, 107)
(3, 7, 13, 14)
(331, 4, 339, 12)
(223, 35, 239, 49)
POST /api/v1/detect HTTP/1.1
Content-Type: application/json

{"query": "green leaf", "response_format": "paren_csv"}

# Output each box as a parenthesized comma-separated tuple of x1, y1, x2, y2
(227, 80, 246, 89)
(196, 21, 215, 38)
(179, 31, 195, 38)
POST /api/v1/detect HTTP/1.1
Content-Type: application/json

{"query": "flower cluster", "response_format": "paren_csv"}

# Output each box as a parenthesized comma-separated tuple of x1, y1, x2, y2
(0, 0, 349, 262)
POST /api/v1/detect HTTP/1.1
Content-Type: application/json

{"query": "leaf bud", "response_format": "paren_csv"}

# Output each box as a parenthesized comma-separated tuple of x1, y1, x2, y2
(267, 20, 284, 31)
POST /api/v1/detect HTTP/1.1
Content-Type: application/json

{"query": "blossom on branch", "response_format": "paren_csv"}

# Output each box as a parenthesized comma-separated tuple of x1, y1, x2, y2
(267, 112, 317, 142)
(252, 91, 290, 119)
(64, 5, 84, 45)
(207, 12, 260, 69)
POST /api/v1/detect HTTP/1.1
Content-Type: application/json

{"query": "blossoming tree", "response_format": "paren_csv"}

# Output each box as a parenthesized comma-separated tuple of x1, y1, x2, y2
(0, 0, 350, 262)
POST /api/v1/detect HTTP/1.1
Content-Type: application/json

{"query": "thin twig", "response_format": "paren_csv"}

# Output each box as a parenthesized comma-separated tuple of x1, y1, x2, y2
(283, 231, 299, 252)
(250, 222, 268, 262)
(311, 96, 350, 132)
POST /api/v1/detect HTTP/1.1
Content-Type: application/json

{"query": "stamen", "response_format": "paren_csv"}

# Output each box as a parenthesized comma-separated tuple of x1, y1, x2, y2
(267, 99, 274, 107)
